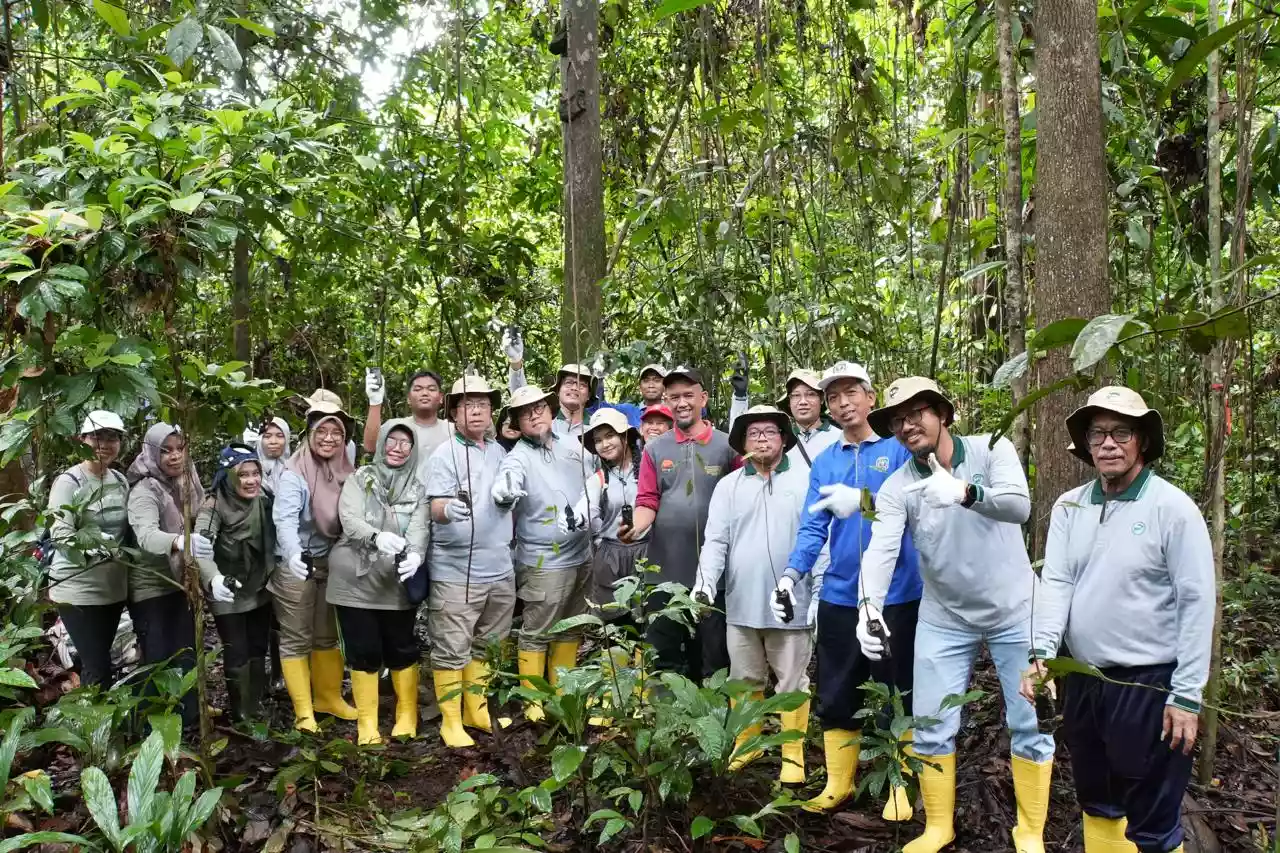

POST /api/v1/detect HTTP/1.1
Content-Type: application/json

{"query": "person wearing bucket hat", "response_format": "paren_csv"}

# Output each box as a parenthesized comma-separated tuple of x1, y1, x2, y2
(47, 411, 131, 689)
(504, 346, 601, 439)
(126, 422, 205, 726)
(638, 403, 675, 443)
(777, 361, 923, 815)
(729, 369, 840, 468)
(599, 363, 670, 428)
(624, 366, 741, 679)
(695, 405, 814, 784)
(270, 389, 360, 731)
(424, 375, 515, 747)
(326, 419, 428, 745)
(1020, 387, 1212, 853)
(196, 443, 275, 723)
(361, 370, 451, 483)
(823, 376, 1054, 853)
(494, 384, 592, 722)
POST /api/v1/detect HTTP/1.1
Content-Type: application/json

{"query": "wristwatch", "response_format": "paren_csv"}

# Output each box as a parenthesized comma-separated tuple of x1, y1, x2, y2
(960, 483, 979, 508)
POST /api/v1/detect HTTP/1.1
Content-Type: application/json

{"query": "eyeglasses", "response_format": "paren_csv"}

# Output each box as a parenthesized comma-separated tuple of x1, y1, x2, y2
(788, 390, 821, 402)
(520, 401, 550, 418)
(1085, 426, 1135, 447)
(314, 428, 344, 442)
(889, 404, 934, 433)
(385, 436, 414, 450)
(746, 427, 781, 440)
(461, 400, 491, 412)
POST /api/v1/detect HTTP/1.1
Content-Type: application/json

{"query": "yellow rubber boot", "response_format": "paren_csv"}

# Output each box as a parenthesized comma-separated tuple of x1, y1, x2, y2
(310, 648, 358, 720)
(517, 649, 547, 723)
(389, 667, 419, 739)
(589, 648, 629, 727)
(1010, 755, 1053, 853)
(349, 670, 382, 746)
(280, 657, 318, 732)
(461, 659, 511, 732)
(1082, 815, 1138, 853)
(728, 691, 765, 771)
(903, 751, 956, 853)
(433, 669, 476, 748)
(778, 699, 810, 785)
(547, 639, 580, 687)
(802, 729, 861, 813)
(883, 730, 915, 822)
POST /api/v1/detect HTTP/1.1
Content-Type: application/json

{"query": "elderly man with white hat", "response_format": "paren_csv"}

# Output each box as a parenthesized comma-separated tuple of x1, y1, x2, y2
(813, 376, 1054, 853)
(694, 405, 814, 784)
(423, 375, 514, 747)
(1021, 387, 1212, 853)
(500, 328, 602, 439)
(493, 384, 592, 721)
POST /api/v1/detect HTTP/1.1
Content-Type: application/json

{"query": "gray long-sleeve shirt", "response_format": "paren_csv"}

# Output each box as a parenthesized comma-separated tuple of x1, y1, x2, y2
(425, 435, 514, 585)
(126, 480, 186, 603)
(273, 469, 335, 560)
(860, 435, 1035, 632)
(1031, 468, 1214, 711)
(326, 471, 428, 611)
(497, 435, 590, 569)
(47, 466, 130, 606)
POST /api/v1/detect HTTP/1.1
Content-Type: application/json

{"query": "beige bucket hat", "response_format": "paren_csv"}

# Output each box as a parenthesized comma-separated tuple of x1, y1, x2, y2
(302, 389, 354, 434)
(506, 384, 558, 427)
(1065, 386, 1165, 465)
(775, 368, 824, 415)
(867, 376, 955, 438)
(728, 405, 798, 455)
(580, 408, 639, 456)
(553, 363, 599, 405)
(639, 363, 668, 380)
(445, 375, 501, 413)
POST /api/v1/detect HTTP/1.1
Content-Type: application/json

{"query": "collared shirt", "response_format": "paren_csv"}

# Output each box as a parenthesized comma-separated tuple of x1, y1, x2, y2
(552, 410, 589, 440)
(636, 419, 741, 509)
(788, 420, 841, 468)
(498, 434, 590, 569)
(1032, 467, 1214, 711)
(785, 432, 921, 607)
(424, 433, 514, 584)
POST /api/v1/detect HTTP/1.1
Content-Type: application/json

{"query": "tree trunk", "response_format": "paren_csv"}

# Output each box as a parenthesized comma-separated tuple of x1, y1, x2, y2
(232, 234, 251, 365)
(1030, 0, 1110, 554)
(995, 0, 1029, 463)
(560, 0, 605, 362)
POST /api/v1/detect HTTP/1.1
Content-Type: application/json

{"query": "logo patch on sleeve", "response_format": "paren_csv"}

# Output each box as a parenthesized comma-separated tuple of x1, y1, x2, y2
(1131, 521, 1147, 535)
(703, 465, 722, 476)
(661, 459, 675, 471)
(873, 456, 890, 472)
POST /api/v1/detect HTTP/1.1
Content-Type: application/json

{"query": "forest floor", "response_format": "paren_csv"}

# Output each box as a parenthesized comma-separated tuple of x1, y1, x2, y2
(21, 642, 1279, 853)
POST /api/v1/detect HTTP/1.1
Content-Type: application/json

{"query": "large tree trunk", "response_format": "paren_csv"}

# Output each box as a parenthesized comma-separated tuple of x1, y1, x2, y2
(231, 234, 251, 365)
(1030, 0, 1110, 554)
(559, 0, 605, 362)
(995, 0, 1028, 463)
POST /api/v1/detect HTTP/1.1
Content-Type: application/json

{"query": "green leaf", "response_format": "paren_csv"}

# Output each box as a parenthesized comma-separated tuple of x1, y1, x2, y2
(205, 25, 243, 72)
(958, 259, 1006, 283)
(224, 16, 274, 37)
(987, 375, 1090, 447)
(20, 773, 55, 814)
(92, 0, 130, 36)
(1070, 313, 1135, 373)
(0, 707, 34, 784)
(169, 193, 205, 214)
(1125, 218, 1150, 250)
(785, 832, 801, 853)
(729, 814, 762, 838)
(600, 818, 629, 844)
(690, 816, 714, 839)
(550, 744, 585, 782)
(654, 0, 711, 21)
(31, 0, 49, 30)
(80, 767, 122, 849)
(991, 351, 1028, 390)
(1029, 317, 1087, 351)
(128, 731, 165, 829)
(0, 667, 38, 689)
(1158, 16, 1256, 104)
(0, 832, 97, 853)
(166, 16, 203, 67)
(1043, 656, 1105, 679)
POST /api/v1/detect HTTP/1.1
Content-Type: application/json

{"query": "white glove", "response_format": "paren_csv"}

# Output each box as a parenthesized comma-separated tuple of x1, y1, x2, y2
(491, 475, 526, 506)
(364, 370, 385, 406)
(808, 484, 864, 519)
(807, 595, 819, 631)
(374, 531, 407, 557)
(209, 574, 236, 603)
(591, 352, 607, 379)
(557, 506, 586, 535)
(286, 552, 310, 580)
(501, 327, 524, 364)
(396, 552, 422, 581)
(174, 533, 214, 560)
(242, 426, 261, 446)
(771, 576, 796, 622)
(902, 453, 968, 508)
(855, 603, 890, 661)
(444, 498, 471, 523)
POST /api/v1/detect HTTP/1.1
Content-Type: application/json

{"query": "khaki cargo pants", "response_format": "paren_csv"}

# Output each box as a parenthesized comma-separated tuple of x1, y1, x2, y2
(515, 561, 590, 652)
(268, 556, 339, 658)
(428, 578, 517, 670)
(726, 624, 813, 695)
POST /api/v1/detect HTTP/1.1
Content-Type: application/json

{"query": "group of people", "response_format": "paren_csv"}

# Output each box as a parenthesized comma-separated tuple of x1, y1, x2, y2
(46, 337, 1213, 853)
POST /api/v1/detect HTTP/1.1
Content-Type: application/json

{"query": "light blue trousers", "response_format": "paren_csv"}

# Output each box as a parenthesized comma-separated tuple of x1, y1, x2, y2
(912, 617, 1055, 763)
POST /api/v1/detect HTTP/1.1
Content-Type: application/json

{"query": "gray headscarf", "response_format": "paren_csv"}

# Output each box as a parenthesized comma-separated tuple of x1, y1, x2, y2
(256, 416, 292, 495)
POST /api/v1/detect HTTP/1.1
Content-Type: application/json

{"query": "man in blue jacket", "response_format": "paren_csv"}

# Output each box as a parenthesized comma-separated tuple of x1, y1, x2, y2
(775, 361, 922, 815)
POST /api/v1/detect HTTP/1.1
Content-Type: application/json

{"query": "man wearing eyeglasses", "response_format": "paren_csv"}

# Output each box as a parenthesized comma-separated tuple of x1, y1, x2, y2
(813, 376, 1054, 853)
(1020, 387, 1212, 853)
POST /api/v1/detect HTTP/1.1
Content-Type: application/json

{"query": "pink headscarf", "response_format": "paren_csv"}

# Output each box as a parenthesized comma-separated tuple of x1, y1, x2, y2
(286, 415, 354, 539)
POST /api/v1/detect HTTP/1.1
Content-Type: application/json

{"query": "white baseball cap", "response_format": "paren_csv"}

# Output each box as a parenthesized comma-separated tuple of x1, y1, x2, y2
(817, 361, 872, 391)
(79, 410, 125, 435)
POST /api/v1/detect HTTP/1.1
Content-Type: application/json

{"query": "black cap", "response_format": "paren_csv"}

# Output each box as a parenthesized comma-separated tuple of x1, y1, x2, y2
(663, 365, 704, 388)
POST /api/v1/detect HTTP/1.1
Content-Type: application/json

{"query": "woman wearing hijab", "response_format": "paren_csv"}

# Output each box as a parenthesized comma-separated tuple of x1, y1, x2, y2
(256, 417, 292, 496)
(47, 411, 131, 689)
(271, 390, 359, 731)
(126, 422, 208, 724)
(327, 419, 427, 745)
(196, 444, 275, 722)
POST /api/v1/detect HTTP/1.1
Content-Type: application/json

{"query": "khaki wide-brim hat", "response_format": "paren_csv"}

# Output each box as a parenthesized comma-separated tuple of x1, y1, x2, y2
(506, 384, 558, 427)
(553, 363, 599, 405)
(639, 363, 668, 380)
(867, 376, 955, 438)
(728, 405, 797, 455)
(580, 408, 639, 456)
(445, 375, 501, 413)
(302, 389, 354, 434)
(1065, 386, 1165, 465)
(775, 368, 824, 415)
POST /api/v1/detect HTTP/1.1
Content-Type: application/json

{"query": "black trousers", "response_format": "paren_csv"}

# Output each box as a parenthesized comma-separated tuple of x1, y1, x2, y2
(128, 592, 197, 723)
(214, 604, 272, 670)
(57, 601, 125, 689)
(816, 598, 918, 730)
(334, 606, 418, 673)
(645, 588, 729, 682)
(1063, 663, 1193, 853)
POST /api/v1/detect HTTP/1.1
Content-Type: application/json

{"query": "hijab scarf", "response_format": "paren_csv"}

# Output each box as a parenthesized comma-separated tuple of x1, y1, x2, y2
(353, 419, 420, 577)
(126, 422, 205, 535)
(286, 414, 353, 539)
(256, 416, 292, 495)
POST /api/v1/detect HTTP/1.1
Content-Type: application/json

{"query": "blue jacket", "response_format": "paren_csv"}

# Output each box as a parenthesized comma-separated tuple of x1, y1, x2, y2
(786, 433, 923, 608)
